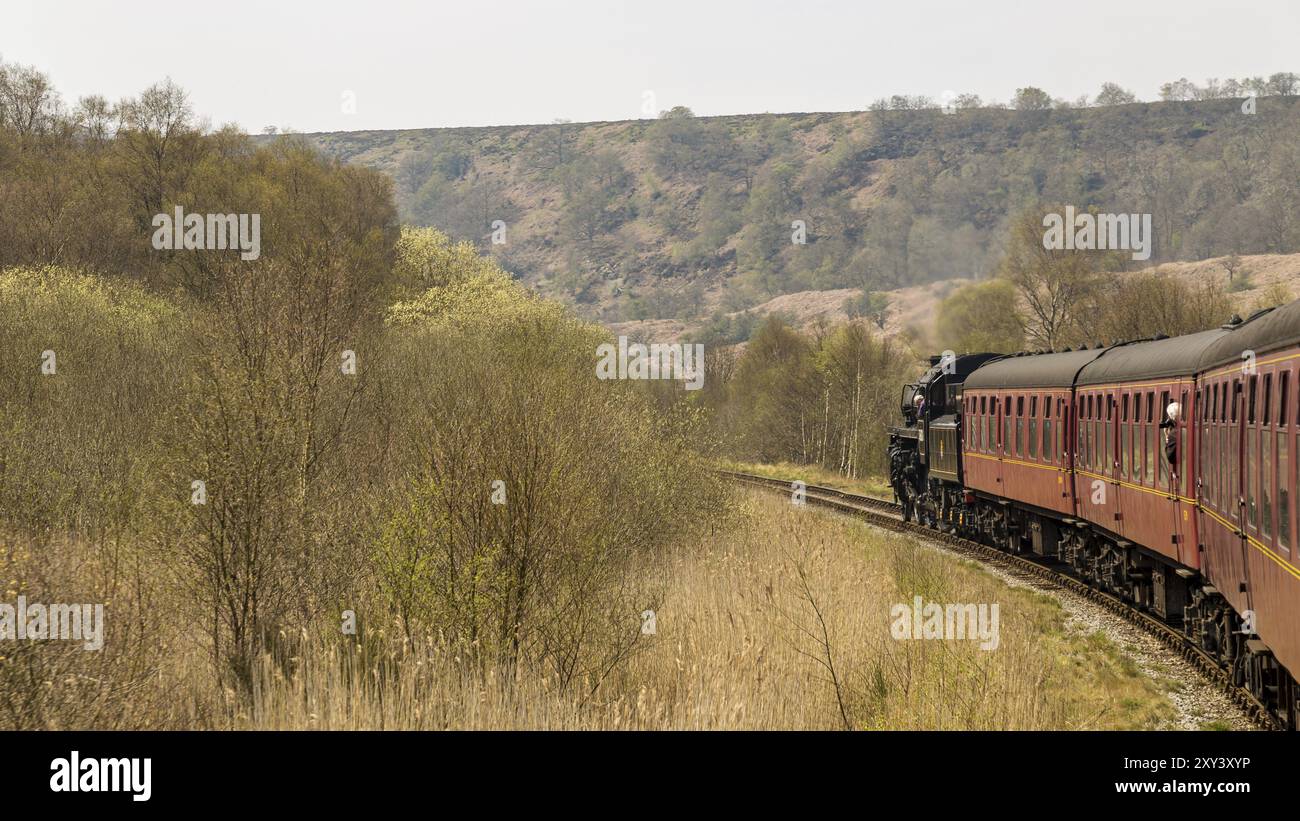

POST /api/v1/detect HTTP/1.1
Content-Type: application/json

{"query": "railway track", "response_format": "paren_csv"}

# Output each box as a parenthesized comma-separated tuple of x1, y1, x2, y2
(721, 469, 1283, 731)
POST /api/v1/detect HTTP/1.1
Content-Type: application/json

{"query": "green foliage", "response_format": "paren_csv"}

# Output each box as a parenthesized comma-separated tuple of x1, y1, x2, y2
(1012, 87, 1053, 111)
(391, 224, 510, 297)
(377, 268, 718, 679)
(0, 265, 185, 537)
(692, 309, 758, 345)
(936, 279, 1025, 353)
(708, 315, 914, 477)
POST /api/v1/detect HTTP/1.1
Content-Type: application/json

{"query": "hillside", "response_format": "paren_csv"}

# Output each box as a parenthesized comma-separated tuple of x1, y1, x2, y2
(602, 252, 1300, 354)
(293, 97, 1300, 330)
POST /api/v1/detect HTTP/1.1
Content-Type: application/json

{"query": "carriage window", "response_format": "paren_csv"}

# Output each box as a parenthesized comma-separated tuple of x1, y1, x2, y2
(1231, 405, 1240, 519)
(1284, 428, 1294, 550)
(1149, 392, 1159, 480)
(1106, 394, 1114, 471)
(1221, 390, 1231, 511)
(1004, 396, 1011, 450)
(1201, 389, 1211, 509)
(1283, 429, 1294, 552)
(1081, 410, 1092, 467)
(1077, 399, 1085, 458)
(1016, 396, 1024, 457)
(1263, 427, 1274, 539)
(1084, 396, 1093, 468)
(1232, 380, 1242, 423)
(1129, 394, 1139, 481)
(1180, 390, 1189, 497)
(1280, 374, 1289, 428)
(1029, 396, 1039, 459)
(1121, 394, 1131, 479)
(1221, 408, 1231, 511)
(1058, 398, 1066, 461)
(1264, 375, 1273, 427)
(1248, 375, 1258, 424)
(1219, 386, 1228, 508)
(1158, 390, 1169, 489)
(1248, 428, 1259, 530)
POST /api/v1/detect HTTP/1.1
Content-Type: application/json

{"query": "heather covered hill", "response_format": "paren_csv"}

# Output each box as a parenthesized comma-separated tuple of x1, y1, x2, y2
(293, 92, 1300, 329)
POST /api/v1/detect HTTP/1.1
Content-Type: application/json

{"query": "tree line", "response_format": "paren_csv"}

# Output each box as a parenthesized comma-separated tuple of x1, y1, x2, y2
(696, 315, 915, 478)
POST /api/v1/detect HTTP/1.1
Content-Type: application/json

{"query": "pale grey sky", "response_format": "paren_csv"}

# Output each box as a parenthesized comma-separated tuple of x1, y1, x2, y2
(5, 0, 1297, 133)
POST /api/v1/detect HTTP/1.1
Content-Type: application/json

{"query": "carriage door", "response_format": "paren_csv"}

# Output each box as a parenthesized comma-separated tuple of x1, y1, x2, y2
(1172, 387, 1192, 567)
(996, 395, 1007, 491)
(1107, 392, 1123, 537)
(1235, 377, 1254, 611)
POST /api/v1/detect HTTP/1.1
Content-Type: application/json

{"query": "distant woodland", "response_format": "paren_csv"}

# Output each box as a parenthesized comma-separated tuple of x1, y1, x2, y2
(298, 74, 1300, 327)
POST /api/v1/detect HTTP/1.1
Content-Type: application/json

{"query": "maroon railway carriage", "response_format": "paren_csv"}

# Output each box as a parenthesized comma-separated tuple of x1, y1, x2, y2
(1193, 304, 1300, 706)
(961, 349, 1103, 550)
(955, 318, 1300, 726)
(1070, 330, 1226, 581)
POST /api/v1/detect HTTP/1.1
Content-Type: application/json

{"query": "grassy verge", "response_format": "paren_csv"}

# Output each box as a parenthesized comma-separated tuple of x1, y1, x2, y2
(719, 459, 894, 499)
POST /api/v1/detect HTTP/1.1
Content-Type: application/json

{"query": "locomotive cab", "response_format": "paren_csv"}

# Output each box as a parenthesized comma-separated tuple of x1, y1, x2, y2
(888, 352, 1001, 526)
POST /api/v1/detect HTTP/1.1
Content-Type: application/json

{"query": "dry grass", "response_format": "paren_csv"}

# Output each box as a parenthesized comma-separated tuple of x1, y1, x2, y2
(4, 485, 1175, 729)
(232, 488, 1173, 730)
(721, 459, 894, 500)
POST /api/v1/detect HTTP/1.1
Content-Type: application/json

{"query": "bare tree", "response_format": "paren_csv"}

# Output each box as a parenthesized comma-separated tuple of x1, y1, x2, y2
(1221, 252, 1243, 284)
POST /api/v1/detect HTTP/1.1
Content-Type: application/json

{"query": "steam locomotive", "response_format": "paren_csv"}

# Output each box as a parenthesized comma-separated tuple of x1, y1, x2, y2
(889, 304, 1300, 728)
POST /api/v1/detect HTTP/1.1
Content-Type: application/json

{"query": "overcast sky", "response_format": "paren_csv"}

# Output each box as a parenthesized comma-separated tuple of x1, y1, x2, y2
(5, 0, 1298, 133)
